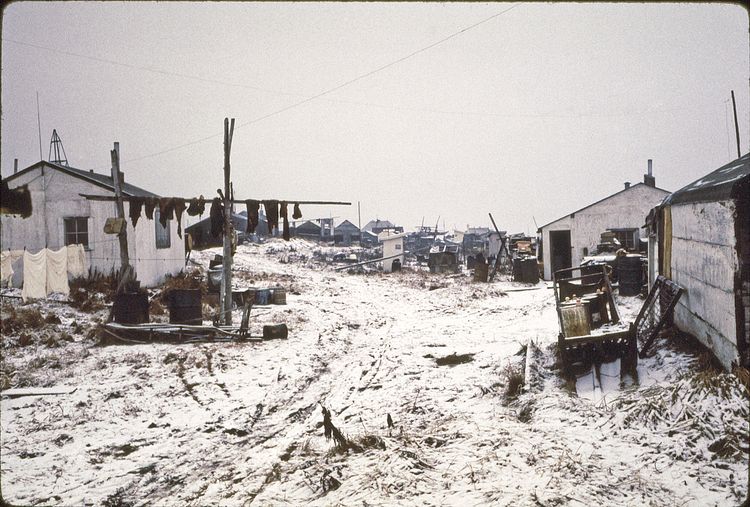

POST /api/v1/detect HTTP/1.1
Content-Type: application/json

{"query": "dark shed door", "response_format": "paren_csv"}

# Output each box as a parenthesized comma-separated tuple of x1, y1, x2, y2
(550, 230, 572, 275)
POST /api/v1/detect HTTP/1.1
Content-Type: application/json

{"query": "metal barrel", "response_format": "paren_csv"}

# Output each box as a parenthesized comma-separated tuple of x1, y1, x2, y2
(513, 257, 539, 283)
(168, 289, 202, 325)
(263, 324, 288, 339)
(618, 255, 643, 296)
(272, 287, 286, 305)
(113, 292, 149, 324)
(473, 263, 489, 282)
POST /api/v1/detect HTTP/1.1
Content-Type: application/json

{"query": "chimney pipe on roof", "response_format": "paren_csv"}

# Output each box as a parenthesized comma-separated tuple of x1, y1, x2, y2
(14, 158, 18, 174)
(644, 159, 656, 187)
(624, 181, 631, 189)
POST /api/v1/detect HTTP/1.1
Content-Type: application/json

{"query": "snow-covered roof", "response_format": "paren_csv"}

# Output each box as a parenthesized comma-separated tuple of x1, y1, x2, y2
(4, 160, 159, 197)
(363, 219, 396, 231)
(664, 152, 750, 206)
(378, 231, 407, 242)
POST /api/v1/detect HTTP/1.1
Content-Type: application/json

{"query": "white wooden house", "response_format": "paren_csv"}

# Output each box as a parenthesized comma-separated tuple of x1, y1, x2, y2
(378, 231, 406, 273)
(538, 164, 669, 280)
(1, 161, 185, 287)
(655, 153, 749, 370)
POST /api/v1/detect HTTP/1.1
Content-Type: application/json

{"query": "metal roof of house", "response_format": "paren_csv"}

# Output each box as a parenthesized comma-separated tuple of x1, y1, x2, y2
(363, 219, 396, 230)
(336, 219, 360, 231)
(663, 152, 750, 206)
(294, 220, 321, 231)
(537, 182, 670, 231)
(4, 161, 159, 197)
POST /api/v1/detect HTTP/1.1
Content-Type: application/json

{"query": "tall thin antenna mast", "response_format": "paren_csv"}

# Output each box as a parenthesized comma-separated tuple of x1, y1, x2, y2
(725, 99, 732, 160)
(36, 92, 43, 160)
(731, 90, 741, 158)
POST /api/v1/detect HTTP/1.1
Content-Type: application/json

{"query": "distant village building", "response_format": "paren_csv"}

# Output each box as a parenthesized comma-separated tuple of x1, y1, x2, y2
(378, 231, 406, 273)
(653, 153, 749, 370)
(334, 220, 360, 245)
(461, 227, 507, 266)
(292, 220, 321, 240)
(1, 161, 185, 287)
(185, 210, 268, 249)
(360, 230, 379, 247)
(363, 219, 403, 235)
(538, 162, 669, 280)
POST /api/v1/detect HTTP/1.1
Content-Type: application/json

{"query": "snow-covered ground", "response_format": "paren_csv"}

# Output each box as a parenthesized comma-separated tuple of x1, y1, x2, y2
(1, 239, 748, 506)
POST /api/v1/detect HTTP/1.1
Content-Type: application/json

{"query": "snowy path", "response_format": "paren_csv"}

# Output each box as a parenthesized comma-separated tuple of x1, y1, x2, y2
(1, 240, 747, 506)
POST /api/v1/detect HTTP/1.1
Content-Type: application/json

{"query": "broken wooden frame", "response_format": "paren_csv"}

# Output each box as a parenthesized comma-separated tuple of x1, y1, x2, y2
(100, 322, 276, 345)
(635, 275, 684, 358)
(553, 265, 637, 381)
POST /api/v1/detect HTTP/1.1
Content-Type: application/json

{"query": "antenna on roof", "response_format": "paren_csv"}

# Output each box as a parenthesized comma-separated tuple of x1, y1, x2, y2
(48, 129, 69, 166)
(36, 92, 43, 161)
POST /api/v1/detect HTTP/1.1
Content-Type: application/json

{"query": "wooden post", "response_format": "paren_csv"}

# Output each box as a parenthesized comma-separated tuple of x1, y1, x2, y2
(111, 143, 131, 288)
(357, 201, 362, 246)
(221, 118, 235, 326)
(488, 212, 505, 282)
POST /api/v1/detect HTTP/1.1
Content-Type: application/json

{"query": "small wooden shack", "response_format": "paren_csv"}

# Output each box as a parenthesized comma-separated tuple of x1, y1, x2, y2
(655, 153, 749, 370)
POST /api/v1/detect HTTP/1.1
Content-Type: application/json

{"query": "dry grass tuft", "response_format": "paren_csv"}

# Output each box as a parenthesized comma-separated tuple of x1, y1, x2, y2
(732, 366, 749, 392)
(501, 361, 525, 402)
(1, 306, 45, 335)
(69, 276, 113, 311)
(160, 269, 206, 299)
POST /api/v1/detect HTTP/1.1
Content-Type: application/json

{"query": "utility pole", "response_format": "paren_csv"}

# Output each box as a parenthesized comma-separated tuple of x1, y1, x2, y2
(36, 92, 43, 161)
(358, 201, 362, 247)
(220, 118, 235, 326)
(110, 142, 134, 297)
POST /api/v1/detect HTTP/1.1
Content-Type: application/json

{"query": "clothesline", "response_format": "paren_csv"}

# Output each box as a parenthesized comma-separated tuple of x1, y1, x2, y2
(88, 256, 188, 262)
(79, 194, 351, 205)
(1, 245, 88, 301)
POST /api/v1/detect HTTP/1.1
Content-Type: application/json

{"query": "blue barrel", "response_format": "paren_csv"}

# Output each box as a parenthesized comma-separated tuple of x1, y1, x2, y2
(255, 288, 271, 305)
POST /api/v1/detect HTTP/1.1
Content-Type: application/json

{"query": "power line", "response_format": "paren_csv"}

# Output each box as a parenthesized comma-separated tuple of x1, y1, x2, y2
(52, 4, 523, 165)
(2, 37, 300, 98)
(7, 25, 708, 123)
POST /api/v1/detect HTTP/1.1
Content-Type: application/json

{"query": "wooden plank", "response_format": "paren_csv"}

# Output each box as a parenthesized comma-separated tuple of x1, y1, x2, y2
(2, 386, 77, 398)
(560, 330, 631, 347)
(79, 194, 351, 206)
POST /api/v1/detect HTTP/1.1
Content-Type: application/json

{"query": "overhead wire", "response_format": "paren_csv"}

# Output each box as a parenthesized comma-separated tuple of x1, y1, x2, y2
(1, 37, 300, 97)
(5, 31, 715, 123)
(4, 4, 523, 165)
(125, 4, 523, 164)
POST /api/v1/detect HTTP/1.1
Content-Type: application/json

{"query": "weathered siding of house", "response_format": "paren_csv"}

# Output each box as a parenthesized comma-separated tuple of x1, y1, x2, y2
(669, 200, 739, 369)
(541, 184, 668, 279)
(379, 232, 405, 272)
(1, 166, 184, 287)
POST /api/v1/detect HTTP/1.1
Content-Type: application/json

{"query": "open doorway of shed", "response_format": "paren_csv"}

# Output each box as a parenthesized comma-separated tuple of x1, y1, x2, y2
(550, 230, 572, 276)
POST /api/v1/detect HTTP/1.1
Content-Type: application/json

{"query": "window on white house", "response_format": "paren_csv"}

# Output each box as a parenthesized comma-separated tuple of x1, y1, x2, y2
(609, 228, 638, 250)
(395, 244, 401, 250)
(64, 217, 89, 247)
(154, 210, 171, 249)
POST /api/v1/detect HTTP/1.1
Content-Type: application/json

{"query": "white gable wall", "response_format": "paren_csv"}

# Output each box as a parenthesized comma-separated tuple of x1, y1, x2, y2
(379, 232, 405, 272)
(668, 200, 739, 369)
(1, 166, 184, 287)
(541, 184, 668, 279)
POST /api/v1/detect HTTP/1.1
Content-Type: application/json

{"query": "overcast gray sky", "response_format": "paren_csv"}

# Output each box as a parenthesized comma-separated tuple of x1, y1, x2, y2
(2, 2, 748, 234)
